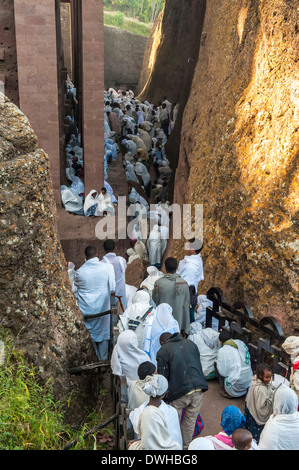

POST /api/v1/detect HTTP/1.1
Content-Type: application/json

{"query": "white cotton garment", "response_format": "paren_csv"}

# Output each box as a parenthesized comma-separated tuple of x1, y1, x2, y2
(111, 330, 150, 386)
(258, 385, 299, 450)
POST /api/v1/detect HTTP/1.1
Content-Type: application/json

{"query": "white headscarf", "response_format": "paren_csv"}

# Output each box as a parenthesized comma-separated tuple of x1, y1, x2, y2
(61, 186, 83, 213)
(111, 330, 150, 385)
(142, 303, 180, 366)
(282, 336, 299, 363)
(71, 176, 85, 195)
(135, 161, 151, 185)
(140, 266, 164, 294)
(83, 190, 98, 214)
(142, 374, 168, 397)
(273, 385, 299, 415)
(132, 290, 151, 305)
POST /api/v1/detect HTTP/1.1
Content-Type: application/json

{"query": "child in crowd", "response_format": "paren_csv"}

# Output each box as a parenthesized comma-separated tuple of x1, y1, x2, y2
(213, 406, 246, 449)
(244, 362, 275, 441)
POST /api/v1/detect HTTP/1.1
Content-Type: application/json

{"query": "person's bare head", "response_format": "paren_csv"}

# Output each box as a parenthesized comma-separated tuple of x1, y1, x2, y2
(232, 428, 253, 450)
(160, 332, 172, 346)
(85, 246, 97, 260)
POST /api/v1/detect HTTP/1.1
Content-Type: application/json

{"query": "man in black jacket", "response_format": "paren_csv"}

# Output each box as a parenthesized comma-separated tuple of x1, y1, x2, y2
(156, 332, 208, 449)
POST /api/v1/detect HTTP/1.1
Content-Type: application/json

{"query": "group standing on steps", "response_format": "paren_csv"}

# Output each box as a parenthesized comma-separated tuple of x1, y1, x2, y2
(65, 84, 299, 451)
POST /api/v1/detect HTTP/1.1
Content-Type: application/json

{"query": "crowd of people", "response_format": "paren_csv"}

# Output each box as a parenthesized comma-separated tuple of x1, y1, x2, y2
(65, 85, 299, 451)
(61, 84, 177, 223)
(71, 237, 299, 451)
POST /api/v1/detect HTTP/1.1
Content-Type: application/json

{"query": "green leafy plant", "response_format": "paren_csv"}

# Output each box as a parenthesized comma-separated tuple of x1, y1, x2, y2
(0, 330, 115, 450)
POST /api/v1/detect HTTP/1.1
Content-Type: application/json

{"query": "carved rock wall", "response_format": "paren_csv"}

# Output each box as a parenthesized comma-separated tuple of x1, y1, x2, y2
(140, 0, 299, 334)
(0, 95, 98, 422)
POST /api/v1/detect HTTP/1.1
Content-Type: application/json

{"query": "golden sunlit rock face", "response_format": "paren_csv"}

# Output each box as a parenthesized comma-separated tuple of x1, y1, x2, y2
(171, 0, 299, 334)
(140, 0, 298, 333)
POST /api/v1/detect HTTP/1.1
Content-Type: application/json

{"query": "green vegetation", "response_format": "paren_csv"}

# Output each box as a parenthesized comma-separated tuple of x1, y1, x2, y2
(0, 329, 114, 450)
(104, 0, 165, 24)
(104, 0, 166, 36)
(104, 11, 154, 37)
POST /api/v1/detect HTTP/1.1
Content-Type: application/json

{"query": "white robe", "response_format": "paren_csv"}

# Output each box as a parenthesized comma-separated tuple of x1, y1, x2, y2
(128, 405, 181, 451)
(104, 181, 117, 204)
(111, 330, 150, 386)
(140, 266, 164, 294)
(135, 161, 151, 186)
(61, 186, 83, 213)
(117, 290, 155, 348)
(216, 339, 253, 397)
(97, 192, 115, 215)
(129, 401, 183, 449)
(147, 225, 162, 265)
(83, 190, 100, 215)
(258, 385, 299, 450)
(102, 253, 127, 310)
(142, 303, 180, 367)
(177, 253, 204, 289)
(74, 258, 114, 342)
(129, 187, 149, 211)
(188, 322, 221, 377)
(125, 284, 138, 307)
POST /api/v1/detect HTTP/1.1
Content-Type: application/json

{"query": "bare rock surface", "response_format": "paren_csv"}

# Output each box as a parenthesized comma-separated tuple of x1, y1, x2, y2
(139, 0, 299, 334)
(0, 95, 98, 423)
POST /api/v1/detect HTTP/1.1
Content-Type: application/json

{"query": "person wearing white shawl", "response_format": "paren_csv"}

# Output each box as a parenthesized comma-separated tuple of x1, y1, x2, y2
(74, 246, 115, 360)
(258, 385, 299, 450)
(142, 303, 180, 367)
(102, 239, 127, 310)
(70, 176, 85, 197)
(97, 188, 115, 215)
(128, 374, 182, 450)
(138, 128, 152, 152)
(127, 361, 157, 411)
(83, 190, 100, 217)
(130, 238, 148, 262)
(111, 330, 150, 386)
(177, 238, 204, 324)
(125, 284, 138, 308)
(137, 109, 144, 126)
(127, 248, 141, 264)
(124, 161, 139, 183)
(147, 225, 162, 267)
(177, 239, 204, 288)
(195, 294, 229, 331)
(216, 330, 253, 398)
(128, 186, 149, 212)
(188, 322, 221, 379)
(127, 134, 148, 154)
(282, 336, 299, 403)
(122, 138, 137, 157)
(140, 266, 164, 295)
(117, 290, 155, 348)
(61, 185, 83, 213)
(104, 180, 117, 204)
(129, 382, 183, 449)
(195, 294, 214, 328)
(134, 161, 151, 187)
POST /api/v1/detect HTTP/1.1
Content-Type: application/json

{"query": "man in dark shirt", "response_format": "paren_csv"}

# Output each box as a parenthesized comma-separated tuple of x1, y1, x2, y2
(157, 331, 208, 449)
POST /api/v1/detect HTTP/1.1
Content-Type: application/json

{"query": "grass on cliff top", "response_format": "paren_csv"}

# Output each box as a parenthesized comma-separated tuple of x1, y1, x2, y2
(104, 10, 153, 37)
(0, 328, 114, 450)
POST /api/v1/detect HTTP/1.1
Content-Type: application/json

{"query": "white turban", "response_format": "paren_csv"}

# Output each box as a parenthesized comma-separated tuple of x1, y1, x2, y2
(142, 374, 168, 397)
